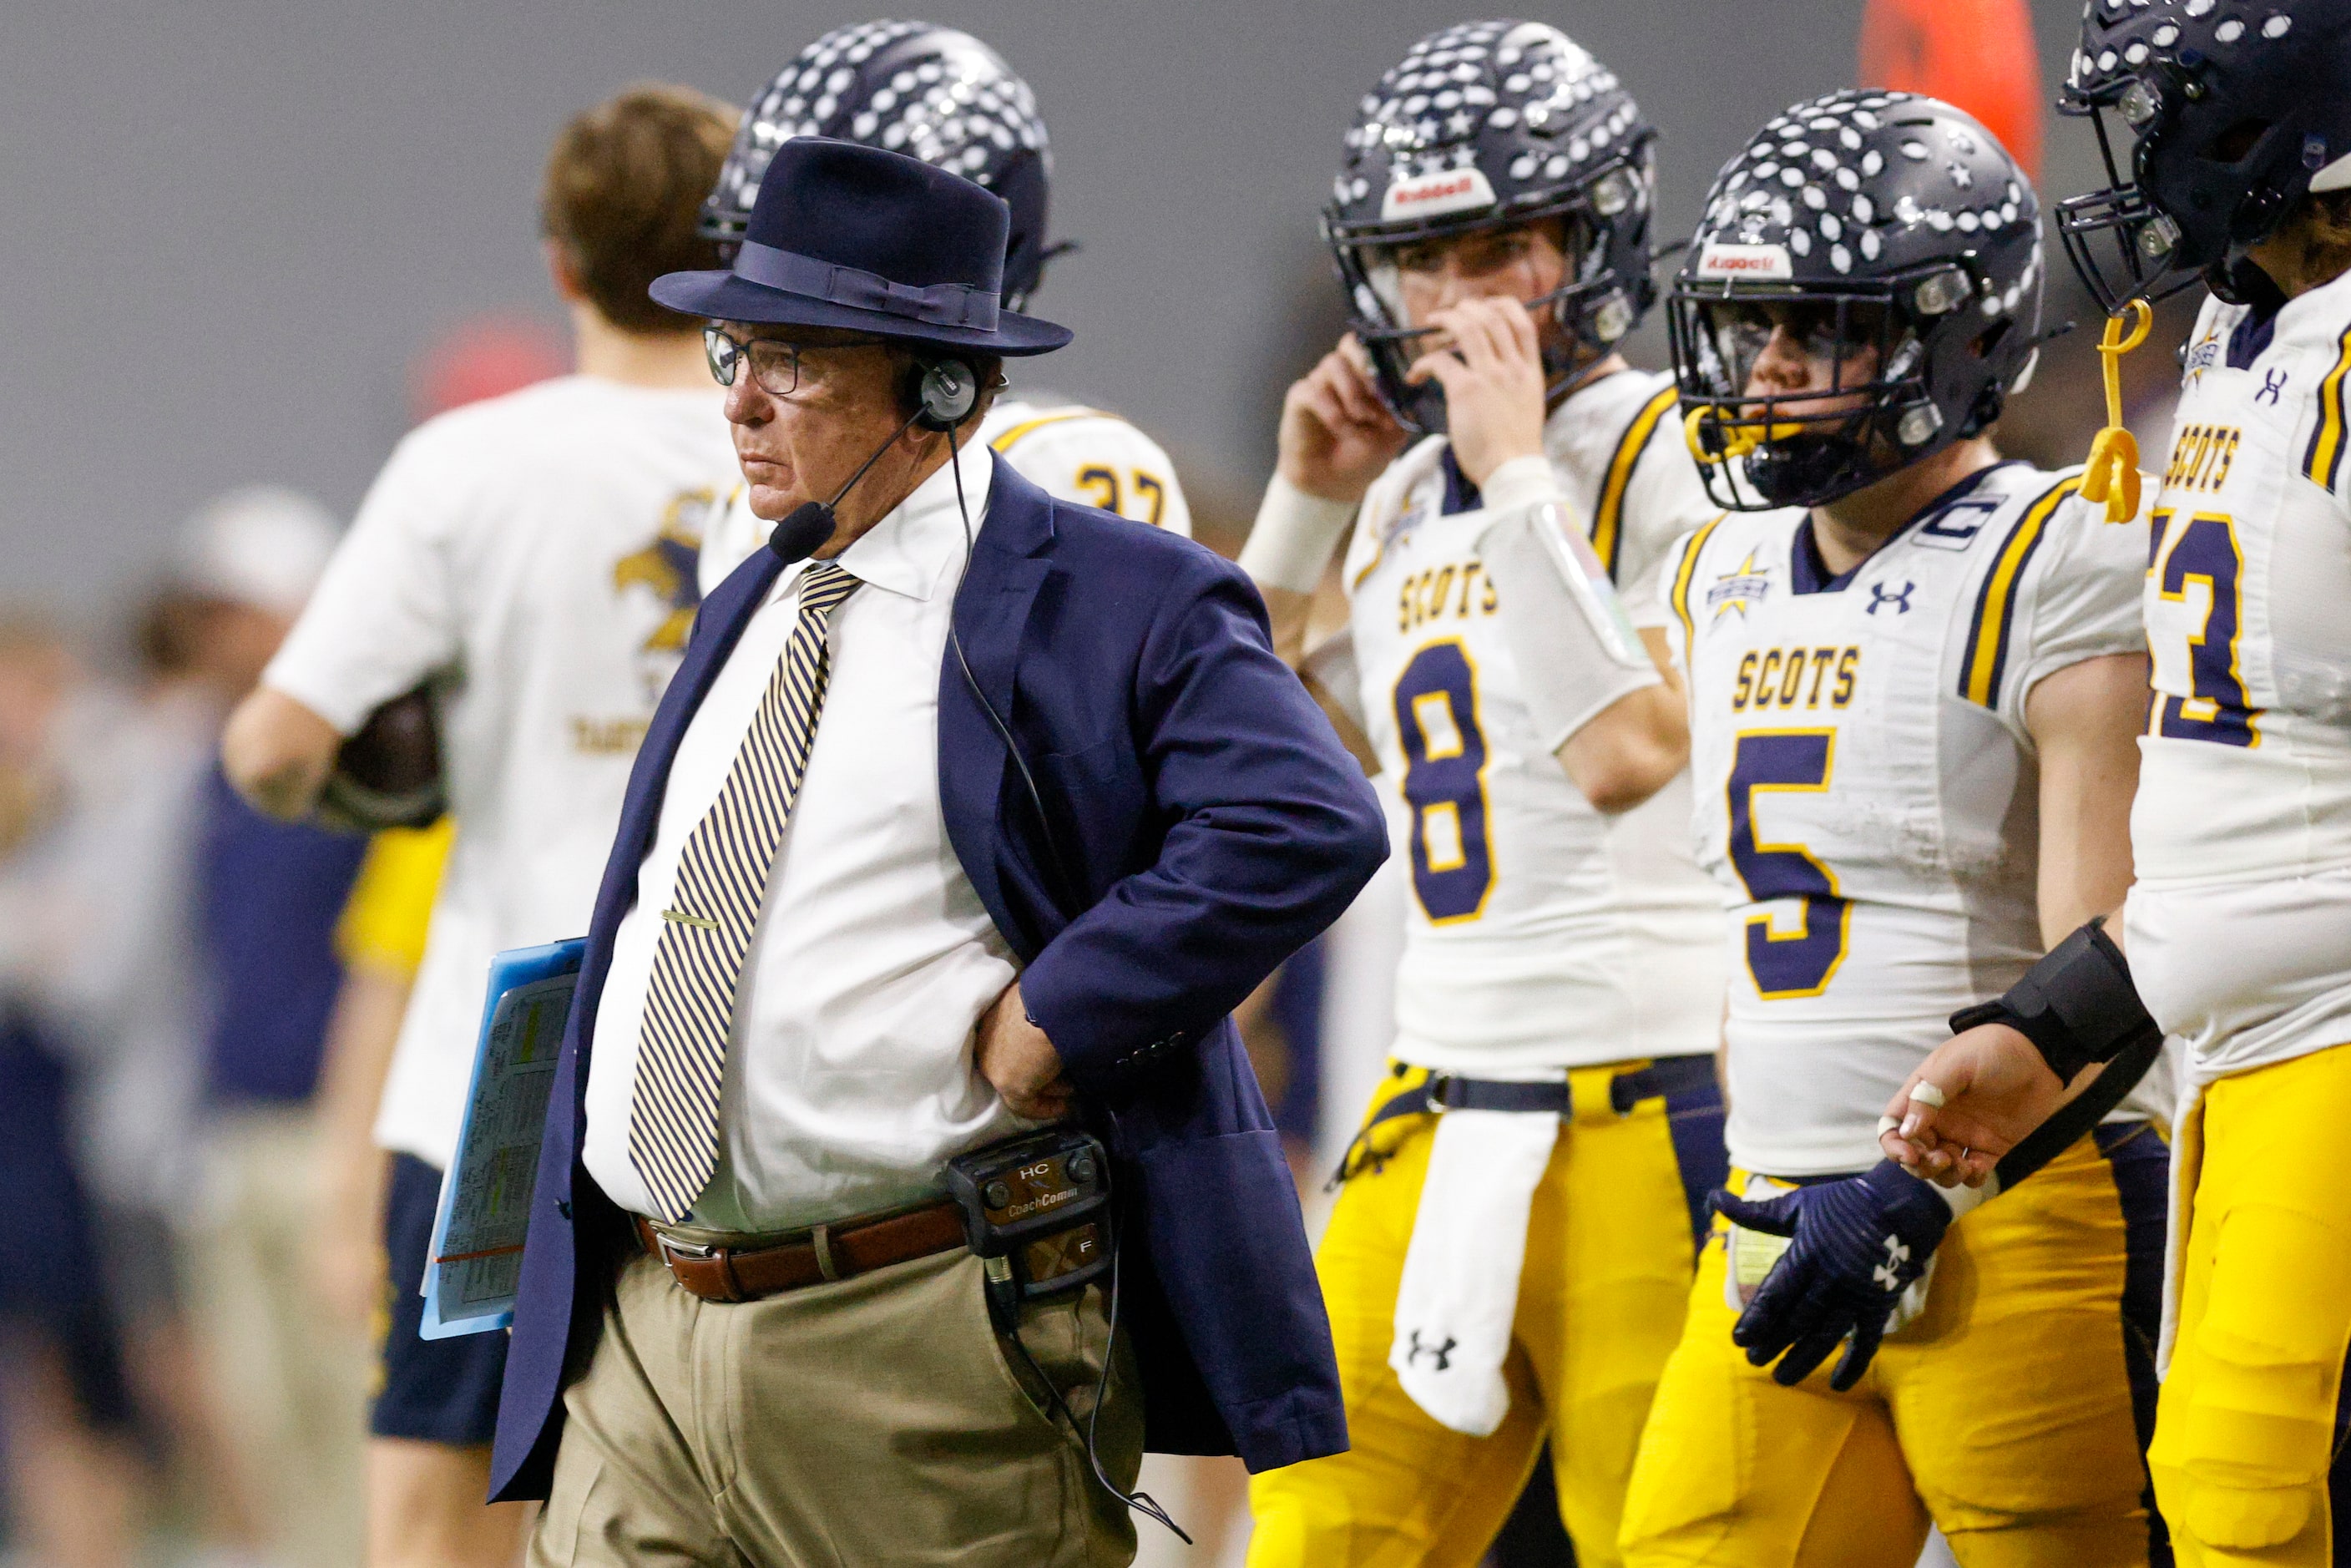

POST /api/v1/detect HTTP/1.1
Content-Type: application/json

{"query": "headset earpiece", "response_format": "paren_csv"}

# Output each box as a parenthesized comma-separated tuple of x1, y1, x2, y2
(905, 355, 979, 432)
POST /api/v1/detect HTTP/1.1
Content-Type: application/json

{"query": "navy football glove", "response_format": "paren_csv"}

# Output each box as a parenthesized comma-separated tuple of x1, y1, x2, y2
(1709, 1161, 1954, 1392)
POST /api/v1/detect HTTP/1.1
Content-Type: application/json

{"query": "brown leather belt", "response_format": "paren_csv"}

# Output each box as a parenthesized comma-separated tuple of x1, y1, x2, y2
(634, 1199, 966, 1304)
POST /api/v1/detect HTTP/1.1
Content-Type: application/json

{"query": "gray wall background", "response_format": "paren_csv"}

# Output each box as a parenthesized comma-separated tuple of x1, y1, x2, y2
(3, 1, 2099, 622)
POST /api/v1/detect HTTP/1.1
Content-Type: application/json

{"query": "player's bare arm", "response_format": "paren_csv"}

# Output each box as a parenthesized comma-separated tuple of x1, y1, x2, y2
(2025, 652, 2143, 943)
(1556, 626, 1689, 814)
(1880, 651, 2148, 1184)
(221, 684, 341, 819)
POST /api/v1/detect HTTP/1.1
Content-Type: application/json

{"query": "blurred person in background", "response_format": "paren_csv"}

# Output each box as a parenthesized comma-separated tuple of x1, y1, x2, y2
(8, 494, 344, 1567)
(166, 489, 373, 1568)
(219, 83, 737, 1568)
(0, 615, 142, 1568)
(306, 291, 554, 1551)
(691, 18, 1191, 596)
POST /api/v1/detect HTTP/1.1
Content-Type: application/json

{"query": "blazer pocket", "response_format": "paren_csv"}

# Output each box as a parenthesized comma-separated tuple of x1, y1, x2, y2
(1035, 736, 1139, 802)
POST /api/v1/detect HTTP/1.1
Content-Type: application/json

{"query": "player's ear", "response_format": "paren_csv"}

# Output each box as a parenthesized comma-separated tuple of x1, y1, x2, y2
(542, 239, 586, 306)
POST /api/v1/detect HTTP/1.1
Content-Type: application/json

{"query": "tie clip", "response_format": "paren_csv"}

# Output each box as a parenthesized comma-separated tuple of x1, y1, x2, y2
(661, 908, 720, 932)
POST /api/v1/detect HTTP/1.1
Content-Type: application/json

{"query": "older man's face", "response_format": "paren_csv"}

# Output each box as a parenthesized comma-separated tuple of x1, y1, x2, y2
(716, 324, 912, 533)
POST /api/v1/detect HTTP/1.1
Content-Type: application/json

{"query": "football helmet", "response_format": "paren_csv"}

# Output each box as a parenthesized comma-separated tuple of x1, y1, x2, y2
(1323, 19, 1659, 433)
(2059, 0, 2351, 314)
(1667, 91, 2044, 510)
(702, 20, 1059, 308)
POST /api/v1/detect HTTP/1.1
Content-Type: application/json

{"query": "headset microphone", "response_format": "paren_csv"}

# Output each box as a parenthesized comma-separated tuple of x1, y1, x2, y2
(765, 502, 837, 565)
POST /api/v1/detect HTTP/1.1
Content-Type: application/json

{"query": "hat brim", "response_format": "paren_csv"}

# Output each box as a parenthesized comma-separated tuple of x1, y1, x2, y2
(650, 269, 1071, 356)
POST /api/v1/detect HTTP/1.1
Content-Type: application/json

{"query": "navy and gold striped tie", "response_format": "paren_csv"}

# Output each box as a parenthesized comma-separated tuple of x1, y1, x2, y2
(627, 559, 862, 1222)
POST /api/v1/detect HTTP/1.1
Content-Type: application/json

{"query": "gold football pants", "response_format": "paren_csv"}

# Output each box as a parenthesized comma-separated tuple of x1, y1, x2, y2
(1619, 1132, 2167, 1568)
(1247, 1060, 1722, 1568)
(2152, 1042, 2351, 1567)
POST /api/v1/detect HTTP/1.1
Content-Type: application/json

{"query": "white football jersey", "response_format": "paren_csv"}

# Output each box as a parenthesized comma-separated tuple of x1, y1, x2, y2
(2124, 271, 2351, 1083)
(1667, 462, 2155, 1175)
(695, 397, 1191, 597)
(265, 376, 735, 1169)
(1342, 368, 1725, 1074)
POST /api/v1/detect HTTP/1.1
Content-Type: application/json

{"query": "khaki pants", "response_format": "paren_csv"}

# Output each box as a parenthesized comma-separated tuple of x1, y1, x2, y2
(181, 1107, 371, 1568)
(531, 1241, 1143, 1566)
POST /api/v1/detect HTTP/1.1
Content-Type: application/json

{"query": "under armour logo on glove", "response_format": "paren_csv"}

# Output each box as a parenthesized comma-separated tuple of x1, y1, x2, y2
(1405, 1332, 1457, 1372)
(1708, 1161, 1954, 1392)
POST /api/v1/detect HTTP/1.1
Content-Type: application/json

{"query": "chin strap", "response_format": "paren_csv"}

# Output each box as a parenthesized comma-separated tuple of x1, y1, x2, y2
(2079, 299, 2153, 523)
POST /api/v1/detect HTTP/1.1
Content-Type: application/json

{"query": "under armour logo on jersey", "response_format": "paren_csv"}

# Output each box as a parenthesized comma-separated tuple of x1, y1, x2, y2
(1873, 1236, 1911, 1292)
(2257, 367, 2288, 405)
(1405, 1331, 1457, 1371)
(1867, 580, 1916, 615)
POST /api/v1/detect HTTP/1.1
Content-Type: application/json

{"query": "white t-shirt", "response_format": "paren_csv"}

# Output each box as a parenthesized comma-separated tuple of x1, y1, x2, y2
(695, 397, 1191, 597)
(2124, 273, 2351, 1084)
(1666, 462, 2157, 1174)
(1338, 369, 1727, 1072)
(265, 375, 734, 1169)
(584, 445, 1024, 1232)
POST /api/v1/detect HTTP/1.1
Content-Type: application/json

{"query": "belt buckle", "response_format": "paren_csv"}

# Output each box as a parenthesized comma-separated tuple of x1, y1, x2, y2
(652, 1229, 720, 1265)
(1424, 1071, 1457, 1113)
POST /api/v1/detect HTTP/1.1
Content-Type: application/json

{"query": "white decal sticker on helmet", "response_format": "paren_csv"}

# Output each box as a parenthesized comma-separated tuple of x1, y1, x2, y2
(1696, 242, 1796, 280)
(1381, 167, 1499, 221)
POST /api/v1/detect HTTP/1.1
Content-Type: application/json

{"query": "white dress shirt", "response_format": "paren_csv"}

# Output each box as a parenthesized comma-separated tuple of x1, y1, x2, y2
(582, 443, 1025, 1232)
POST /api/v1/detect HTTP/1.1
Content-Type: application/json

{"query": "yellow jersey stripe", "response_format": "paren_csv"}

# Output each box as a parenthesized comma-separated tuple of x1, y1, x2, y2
(1668, 513, 1727, 650)
(2302, 321, 2351, 490)
(989, 407, 1106, 454)
(1592, 384, 1681, 580)
(1958, 473, 2082, 707)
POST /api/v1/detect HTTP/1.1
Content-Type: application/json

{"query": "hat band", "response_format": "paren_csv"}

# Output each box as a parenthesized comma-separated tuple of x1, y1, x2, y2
(733, 240, 1000, 331)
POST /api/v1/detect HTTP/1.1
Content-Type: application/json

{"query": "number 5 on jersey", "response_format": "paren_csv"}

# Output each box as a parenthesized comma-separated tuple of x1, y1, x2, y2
(1727, 730, 1850, 997)
(1393, 640, 1494, 923)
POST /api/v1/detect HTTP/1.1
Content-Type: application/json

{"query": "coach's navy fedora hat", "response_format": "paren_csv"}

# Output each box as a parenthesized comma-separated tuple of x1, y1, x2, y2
(650, 138, 1070, 356)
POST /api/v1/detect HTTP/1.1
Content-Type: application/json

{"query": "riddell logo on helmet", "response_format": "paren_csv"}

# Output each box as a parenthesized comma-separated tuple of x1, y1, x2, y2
(1696, 243, 1794, 281)
(1381, 168, 1499, 221)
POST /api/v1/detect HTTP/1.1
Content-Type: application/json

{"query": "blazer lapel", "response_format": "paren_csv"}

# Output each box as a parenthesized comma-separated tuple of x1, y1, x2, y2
(573, 543, 786, 1066)
(940, 464, 1055, 957)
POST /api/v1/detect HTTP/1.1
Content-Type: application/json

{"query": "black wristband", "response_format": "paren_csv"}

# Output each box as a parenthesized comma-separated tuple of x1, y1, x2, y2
(1947, 917, 2159, 1083)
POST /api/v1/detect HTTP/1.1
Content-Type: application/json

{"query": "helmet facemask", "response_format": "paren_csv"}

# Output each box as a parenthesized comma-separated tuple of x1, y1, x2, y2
(2055, 0, 2351, 316)
(1329, 149, 1654, 435)
(2056, 83, 2231, 315)
(1671, 265, 1996, 509)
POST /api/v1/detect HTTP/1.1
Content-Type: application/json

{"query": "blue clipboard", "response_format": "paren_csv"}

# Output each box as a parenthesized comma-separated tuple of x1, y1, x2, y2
(419, 937, 586, 1339)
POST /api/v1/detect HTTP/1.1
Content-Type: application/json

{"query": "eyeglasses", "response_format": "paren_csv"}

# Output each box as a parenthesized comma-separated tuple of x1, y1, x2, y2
(702, 326, 885, 397)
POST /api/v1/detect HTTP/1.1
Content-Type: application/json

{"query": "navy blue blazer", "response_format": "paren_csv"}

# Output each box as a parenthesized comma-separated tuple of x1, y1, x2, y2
(489, 462, 1388, 1500)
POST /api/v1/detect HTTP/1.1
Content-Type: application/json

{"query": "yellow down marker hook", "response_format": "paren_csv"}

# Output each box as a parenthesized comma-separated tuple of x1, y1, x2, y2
(1685, 403, 1806, 466)
(2080, 299, 2153, 522)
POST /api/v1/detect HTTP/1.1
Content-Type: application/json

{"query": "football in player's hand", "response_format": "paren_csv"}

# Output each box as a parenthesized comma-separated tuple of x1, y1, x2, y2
(316, 685, 445, 832)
